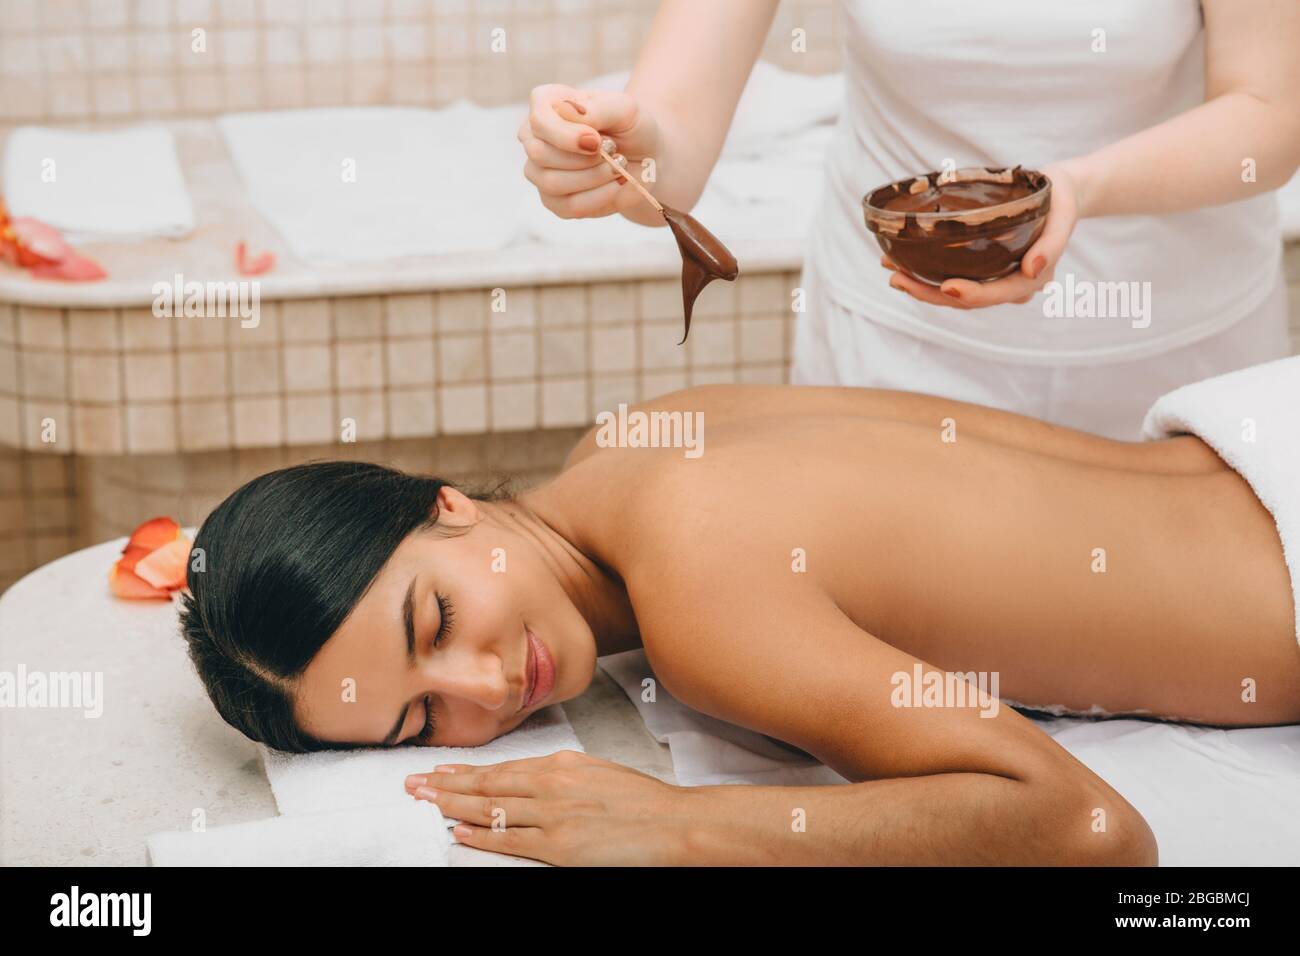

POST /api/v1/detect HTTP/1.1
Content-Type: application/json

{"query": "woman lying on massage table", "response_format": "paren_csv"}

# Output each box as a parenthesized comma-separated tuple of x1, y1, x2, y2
(179, 384, 1300, 866)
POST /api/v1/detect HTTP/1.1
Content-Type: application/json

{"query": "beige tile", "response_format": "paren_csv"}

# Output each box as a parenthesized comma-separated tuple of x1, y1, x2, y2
(285, 393, 336, 445)
(123, 352, 177, 401)
(67, 309, 122, 350)
(438, 290, 491, 333)
(591, 374, 637, 416)
(0, 344, 15, 396)
(739, 317, 785, 364)
(21, 399, 73, 450)
(688, 319, 736, 367)
(280, 298, 332, 342)
(229, 299, 280, 346)
(0, 305, 14, 345)
(539, 284, 587, 327)
(336, 341, 384, 389)
(540, 328, 586, 377)
(231, 346, 283, 396)
(335, 390, 385, 442)
(541, 378, 588, 428)
(22, 455, 70, 492)
(438, 383, 487, 434)
(17, 307, 64, 349)
(738, 274, 790, 315)
(121, 307, 174, 349)
(232, 396, 284, 448)
(0, 396, 19, 447)
(688, 365, 739, 386)
(72, 404, 125, 455)
(69, 353, 122, 402)
(694, 276, 738, 317)
(739, 364, 786, 385)
(179, 400, 233, 452)
(20, 351, 67, 400)
(590, 325, 636, 373)
(488, 330, 535, 380)
(640, 370, 687, 401)
(126, 403, 178, 453)
(385, 293, 436, 338)
(387, 388, 436, 438)
(174, 315, 229, 348)
(334, 296, 385, 339)
(385, 338, 434, 387)
(178, 350, 230, 399)
(636, 279, 680, 321)
(283, 344, 332, 393)
(490, 382, 538, 431)
(439, 334, 486, 383)
(639, 322, 686, 371)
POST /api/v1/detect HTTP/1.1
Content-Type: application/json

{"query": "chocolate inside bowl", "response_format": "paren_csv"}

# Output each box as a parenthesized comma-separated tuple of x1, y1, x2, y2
(862, 166, 1051, 285)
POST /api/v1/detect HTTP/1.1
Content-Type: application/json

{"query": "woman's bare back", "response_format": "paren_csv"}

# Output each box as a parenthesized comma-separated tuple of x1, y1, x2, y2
(562, 385, 1300, 729)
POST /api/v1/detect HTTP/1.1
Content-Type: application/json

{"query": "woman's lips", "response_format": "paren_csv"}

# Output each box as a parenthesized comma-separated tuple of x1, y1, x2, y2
(522, 628, 556, 710)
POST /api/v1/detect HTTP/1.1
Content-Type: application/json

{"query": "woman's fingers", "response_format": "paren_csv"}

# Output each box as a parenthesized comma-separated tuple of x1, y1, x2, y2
(527, 84, 600, 154)
(938, 267, 1049, 307)
(448, 822, 549, 861)
(539, 178, 635, 219)
(523, 157, 622, 197)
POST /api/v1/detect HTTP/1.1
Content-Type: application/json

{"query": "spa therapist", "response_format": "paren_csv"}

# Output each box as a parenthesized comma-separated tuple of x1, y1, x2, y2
(517, 0, 1300, 439)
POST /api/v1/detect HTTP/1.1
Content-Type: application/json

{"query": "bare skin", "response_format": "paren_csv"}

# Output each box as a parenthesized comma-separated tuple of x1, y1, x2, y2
(298, 384, 1299, 865)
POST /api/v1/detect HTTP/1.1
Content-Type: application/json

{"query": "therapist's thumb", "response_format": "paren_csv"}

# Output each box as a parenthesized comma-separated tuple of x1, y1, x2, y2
(1022, 189, 1076, 280)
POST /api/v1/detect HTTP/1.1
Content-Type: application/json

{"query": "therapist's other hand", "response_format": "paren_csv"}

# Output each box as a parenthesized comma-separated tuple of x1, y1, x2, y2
(883, 161, 1080, 310)
(406, 749, 692, 866)
(518, 84, 663, 220)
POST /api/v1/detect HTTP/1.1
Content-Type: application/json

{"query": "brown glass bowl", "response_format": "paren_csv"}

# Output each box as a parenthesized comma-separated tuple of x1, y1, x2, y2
(862, 166, 1051, 285)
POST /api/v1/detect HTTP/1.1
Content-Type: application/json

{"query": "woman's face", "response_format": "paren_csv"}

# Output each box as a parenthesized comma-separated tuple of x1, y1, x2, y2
(294, 486, 597, 747)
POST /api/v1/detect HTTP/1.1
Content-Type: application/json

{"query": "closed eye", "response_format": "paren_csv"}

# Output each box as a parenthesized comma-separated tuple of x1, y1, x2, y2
(410, 593, 455, 745)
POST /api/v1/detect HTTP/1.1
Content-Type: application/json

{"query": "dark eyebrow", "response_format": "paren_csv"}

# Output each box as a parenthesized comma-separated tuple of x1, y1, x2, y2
(381, 575, 420, 747)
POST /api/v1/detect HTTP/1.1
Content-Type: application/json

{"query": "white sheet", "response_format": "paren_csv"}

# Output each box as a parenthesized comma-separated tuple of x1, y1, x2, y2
(600, 649, 1300, 865)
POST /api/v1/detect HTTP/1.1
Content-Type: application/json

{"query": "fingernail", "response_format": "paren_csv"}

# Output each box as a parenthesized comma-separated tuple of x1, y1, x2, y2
(433, 765, 455, 773)
(415, 786, 439, 801)
(452, 824, 471, 839)
(942, 288, 961, 299)
(578, 133, 599, 153)
(405, 774, 426, 790)
(1029, 256, 1045, 278)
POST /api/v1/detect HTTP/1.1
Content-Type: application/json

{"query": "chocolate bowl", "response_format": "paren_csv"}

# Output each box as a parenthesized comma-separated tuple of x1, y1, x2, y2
(862, 166, 1051, 285)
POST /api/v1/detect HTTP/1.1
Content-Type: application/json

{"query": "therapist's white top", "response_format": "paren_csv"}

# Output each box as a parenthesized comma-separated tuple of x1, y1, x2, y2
(805, 0, 1283, 366)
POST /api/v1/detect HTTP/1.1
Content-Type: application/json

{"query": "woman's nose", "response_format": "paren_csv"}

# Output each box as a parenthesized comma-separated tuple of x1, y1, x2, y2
(422, 652, 511, 711)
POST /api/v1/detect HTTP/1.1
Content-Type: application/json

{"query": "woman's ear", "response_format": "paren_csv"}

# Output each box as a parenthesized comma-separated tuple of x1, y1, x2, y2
(434, 485, 481, 528)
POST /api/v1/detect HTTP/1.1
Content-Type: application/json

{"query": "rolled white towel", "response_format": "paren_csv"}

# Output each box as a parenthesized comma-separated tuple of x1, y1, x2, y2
(1142, 353, 1300, 644)
(146, 801, 451, 867)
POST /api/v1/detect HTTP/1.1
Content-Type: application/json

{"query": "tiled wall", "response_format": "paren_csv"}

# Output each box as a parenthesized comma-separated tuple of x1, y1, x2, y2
(0, 0, 842, 123)
(0, 271, 799, 455)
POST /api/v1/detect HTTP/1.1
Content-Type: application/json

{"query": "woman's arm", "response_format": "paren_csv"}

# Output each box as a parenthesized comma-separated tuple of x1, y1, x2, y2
(893, 0, 1300, 309)
(620, 0, 779, 223)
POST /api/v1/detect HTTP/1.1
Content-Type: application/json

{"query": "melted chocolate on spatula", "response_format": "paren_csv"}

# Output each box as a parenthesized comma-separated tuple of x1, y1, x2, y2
(662, 207, 739, 345)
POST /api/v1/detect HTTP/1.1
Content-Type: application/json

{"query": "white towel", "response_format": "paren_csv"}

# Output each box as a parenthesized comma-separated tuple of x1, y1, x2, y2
(1279, 168, 1300, 241)
(1141, 352, 1300, 644)
(600, 644, 1300, 865)
(260, 704, 583, 824)
(146, 801, 451, 867)
(1, 126, 195, 243)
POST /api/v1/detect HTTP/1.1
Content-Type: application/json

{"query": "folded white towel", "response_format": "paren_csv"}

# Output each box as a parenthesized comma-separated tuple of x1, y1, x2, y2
(1, 126, 195, 244)
(260, 704, 583, 824)
(146, 801, 451, 867)
(1142, 352, 1300, 644)
(600, 643, 1300, 865)
(1278, 169, 1300, 241)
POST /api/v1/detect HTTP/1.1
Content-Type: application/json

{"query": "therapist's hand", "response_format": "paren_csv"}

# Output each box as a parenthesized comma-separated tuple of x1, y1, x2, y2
(518, 84, 664, 220)
(405, 749, 693, 866)
(883, 161, 1081, 310)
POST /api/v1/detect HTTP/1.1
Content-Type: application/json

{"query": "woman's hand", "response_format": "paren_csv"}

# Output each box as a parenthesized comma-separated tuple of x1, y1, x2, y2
(884, 161, 1082, 310)
(517, 84, 664, 220)
(405, 749, 694, 866)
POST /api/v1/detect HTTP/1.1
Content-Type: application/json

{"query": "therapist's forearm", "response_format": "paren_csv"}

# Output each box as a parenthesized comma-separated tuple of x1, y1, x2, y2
(1065, 91, 1300, 221)
(617, 0, 778, 226)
